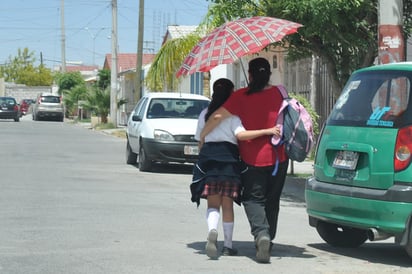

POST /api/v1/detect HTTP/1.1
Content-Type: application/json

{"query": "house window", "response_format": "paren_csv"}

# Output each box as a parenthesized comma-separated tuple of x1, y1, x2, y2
(273, 55, 278, 69)
(190, 72, 204, 95)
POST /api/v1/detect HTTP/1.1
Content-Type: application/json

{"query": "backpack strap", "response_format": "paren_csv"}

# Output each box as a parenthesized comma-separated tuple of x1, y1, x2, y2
(276, 84, 288, 99)
(271, 84, 289, 176)
(271, 85, 289, 146)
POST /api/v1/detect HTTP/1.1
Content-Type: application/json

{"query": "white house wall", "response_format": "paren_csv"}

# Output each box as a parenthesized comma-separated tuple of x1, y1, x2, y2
(209, 51, 285, 96)
(177, 76, 192, 94)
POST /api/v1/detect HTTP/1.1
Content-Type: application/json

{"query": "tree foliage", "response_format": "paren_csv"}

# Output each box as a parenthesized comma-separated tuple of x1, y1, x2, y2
(145, 33, 202, 91)
(83, 85, 111, 124)
(54, 71, 86, 95)
(147, 0, 412, 96)
(0, 48, 53, 86)
(54, 71, 87, 117)
(84, 69, 126, 123)
(206, 0, 412, 96)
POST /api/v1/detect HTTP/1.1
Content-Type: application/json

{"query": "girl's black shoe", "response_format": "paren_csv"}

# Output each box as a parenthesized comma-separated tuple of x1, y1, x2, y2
(222, 247, 238, 256)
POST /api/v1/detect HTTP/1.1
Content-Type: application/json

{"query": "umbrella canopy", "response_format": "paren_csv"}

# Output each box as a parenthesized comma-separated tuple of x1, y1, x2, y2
(176, 16, 303, 77)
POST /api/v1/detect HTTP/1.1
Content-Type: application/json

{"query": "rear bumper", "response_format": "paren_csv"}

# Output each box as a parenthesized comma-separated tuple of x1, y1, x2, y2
(305, 176, 412, 235)
(141, 138, 199, 164)
(36, 111, 64, 118)
(0, 111, 19, 119)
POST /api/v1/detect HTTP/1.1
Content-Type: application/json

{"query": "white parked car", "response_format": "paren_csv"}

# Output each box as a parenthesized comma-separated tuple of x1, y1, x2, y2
(126, 92, 210, 171)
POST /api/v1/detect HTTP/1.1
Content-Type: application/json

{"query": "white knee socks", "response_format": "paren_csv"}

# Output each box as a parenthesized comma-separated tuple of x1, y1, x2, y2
(206, 208, 234, 248)
(206, 208, 220, 231)
(223, 222, 234, 248)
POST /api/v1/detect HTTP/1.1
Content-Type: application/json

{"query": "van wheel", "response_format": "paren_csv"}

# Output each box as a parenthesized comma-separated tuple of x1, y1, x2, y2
(126, 139, 137, 164)
(316, 221, 368, 247)
(138, 145, 152, 172)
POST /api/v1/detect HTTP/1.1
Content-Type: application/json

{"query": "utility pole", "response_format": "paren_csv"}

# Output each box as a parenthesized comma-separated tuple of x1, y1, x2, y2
(135, 0, 144, 103)
(378, 0, 404, 64)
(110, 0, 118, 127)
(60, 0, 66, 72)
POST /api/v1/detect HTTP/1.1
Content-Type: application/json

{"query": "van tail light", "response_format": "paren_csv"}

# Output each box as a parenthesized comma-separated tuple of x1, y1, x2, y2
(394, 126, 412, 172)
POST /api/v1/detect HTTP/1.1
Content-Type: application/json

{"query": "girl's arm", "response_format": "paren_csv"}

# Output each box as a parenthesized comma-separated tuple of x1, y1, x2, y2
(199, 107, 232, 142)
(236, 126, 281, 141)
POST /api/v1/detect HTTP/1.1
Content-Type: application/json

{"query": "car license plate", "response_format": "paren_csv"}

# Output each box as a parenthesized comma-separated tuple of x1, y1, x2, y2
(332, 150, 359, 170)
(184, 145, 199, 155)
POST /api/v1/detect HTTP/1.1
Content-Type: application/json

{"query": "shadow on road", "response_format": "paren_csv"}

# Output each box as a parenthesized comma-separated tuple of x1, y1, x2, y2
(309, 242, 412, 267)
(187, 240, 315, 262)
(130, 162, 194, 175)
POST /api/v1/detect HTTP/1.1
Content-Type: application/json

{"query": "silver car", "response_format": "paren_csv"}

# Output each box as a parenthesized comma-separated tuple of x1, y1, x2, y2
(32, 93, 64, 122)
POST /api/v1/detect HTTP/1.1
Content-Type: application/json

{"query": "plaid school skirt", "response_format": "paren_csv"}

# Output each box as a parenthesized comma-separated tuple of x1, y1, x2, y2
(200, 177, 241, 200)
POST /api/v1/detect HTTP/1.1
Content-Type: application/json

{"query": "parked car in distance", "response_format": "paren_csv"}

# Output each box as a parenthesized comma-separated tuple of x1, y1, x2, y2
(0, 96, 20, 122)
(305, 62, 412, 259)
(32, 93, 64, 122)
(126, 92, 210, 171)
(19, 99, 35, 116)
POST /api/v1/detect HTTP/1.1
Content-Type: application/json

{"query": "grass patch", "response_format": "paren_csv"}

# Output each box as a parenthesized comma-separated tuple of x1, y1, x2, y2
(110, 130, 127, 139)
(288, 173, 312, 178)
(94, 122, 116, 130)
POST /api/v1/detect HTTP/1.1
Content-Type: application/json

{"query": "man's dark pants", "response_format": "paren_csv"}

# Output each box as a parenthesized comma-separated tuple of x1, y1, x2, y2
(241, 161, 289, 241)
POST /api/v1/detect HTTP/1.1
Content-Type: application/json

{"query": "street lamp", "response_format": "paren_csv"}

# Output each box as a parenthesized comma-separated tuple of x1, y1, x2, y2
(84, 27, 106, 65)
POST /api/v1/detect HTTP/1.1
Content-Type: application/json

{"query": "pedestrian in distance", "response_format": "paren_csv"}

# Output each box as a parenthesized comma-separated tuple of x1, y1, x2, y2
(191, 78, 281, 260)
(200, 58, 289, 263)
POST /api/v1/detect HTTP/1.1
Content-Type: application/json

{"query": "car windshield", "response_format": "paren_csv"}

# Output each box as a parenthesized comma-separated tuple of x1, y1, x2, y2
(147, 98, 209, 119)
(328, 70, 412, 128)
(0, 98, 16, 105)
(41, 96, 60, 103)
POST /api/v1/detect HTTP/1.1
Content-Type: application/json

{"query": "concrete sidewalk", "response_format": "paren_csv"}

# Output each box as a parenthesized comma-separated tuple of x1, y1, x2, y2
(288, 159, 314, 175)
(283, 160, 314, 202)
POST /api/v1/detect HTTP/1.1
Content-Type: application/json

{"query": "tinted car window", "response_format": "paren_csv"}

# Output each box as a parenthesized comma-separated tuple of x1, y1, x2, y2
(41, 96, 61, 103)
(0, 98, 16, 105)
(328, 70, 411, 128)
(147, 98, 209, 119)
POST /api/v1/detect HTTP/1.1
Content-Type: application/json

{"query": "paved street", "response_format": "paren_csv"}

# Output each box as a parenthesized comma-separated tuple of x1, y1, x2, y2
(0, 115, 411, 273)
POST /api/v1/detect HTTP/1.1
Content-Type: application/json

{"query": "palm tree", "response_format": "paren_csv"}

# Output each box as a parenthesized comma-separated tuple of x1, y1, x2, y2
(144, 2, 262, 91)
(145, 33, 202, 91)
(82, 69, 127, 124)
(83, 85, 111, 123)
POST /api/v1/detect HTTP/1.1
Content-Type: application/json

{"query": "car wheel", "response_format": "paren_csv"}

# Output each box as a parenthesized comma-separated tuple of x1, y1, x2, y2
(138, 144, 152, 172)
(14, 116, 20, 122)
(126, 139, 137, 164)
(316, 221, 368, 247)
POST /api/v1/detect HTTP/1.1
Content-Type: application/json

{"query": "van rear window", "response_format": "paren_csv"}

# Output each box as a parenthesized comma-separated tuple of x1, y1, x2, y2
(328, 70, 412, 128)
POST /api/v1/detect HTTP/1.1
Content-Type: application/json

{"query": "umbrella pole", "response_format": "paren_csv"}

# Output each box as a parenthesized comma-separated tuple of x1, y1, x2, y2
(240, 58, 249, 85)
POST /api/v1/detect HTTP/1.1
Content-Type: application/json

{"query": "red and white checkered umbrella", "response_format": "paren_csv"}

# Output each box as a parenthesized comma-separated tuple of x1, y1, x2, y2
(176, 16, 303, 77)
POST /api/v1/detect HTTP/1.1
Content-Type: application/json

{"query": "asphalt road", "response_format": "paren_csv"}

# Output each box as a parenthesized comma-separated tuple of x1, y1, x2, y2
(0, 115, 411, 274)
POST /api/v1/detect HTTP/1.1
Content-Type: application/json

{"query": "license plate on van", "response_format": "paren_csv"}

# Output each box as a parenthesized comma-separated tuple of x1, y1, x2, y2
(332, 150, 359, 170)
(184, 145, 199, 155)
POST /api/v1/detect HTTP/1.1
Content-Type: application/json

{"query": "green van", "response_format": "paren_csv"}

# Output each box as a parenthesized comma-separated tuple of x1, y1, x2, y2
(305, 62, 412, 258)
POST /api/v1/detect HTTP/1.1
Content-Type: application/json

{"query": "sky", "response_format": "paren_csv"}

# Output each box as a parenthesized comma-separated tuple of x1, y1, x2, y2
(0, 0, 210, 69)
